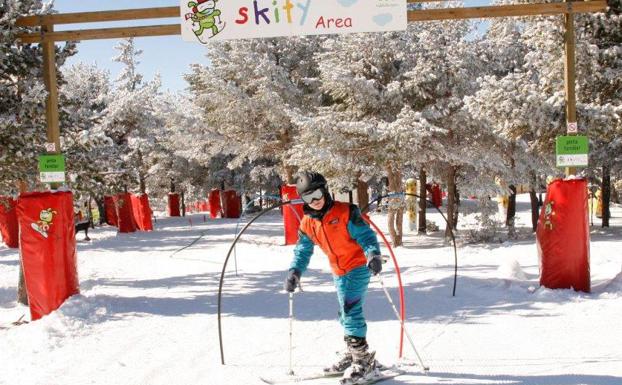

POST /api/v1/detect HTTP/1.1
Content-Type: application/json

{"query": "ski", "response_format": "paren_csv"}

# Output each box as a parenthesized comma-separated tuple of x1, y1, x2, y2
(339, 368, 404, 385)
(260, 372, 342, 384)
(260, 367, 404, 385)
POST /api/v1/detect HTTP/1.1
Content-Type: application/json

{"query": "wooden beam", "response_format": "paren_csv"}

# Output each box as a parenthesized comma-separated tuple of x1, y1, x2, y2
(41, 24, 60, 154)
(407, 1, 607, 21)
(15, 6, 179, 27)
(17, 24, 181, 44)
(16, 2, 608, 43)
(407, 0, 448, 3)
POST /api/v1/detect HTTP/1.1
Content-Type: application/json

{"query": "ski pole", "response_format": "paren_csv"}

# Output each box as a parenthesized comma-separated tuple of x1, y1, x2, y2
(377, 274, 430, 372)
(288, 291, 295, 375)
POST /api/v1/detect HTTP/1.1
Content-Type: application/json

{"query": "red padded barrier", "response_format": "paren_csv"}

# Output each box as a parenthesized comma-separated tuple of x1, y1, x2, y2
(222, 190, 242, 218)
(200, 201, 209, 212)
(16, 191, 79, 321)
(281, 185, 304, 245)
(0, 196, 19, 248)
(104, 195, 118, 227)
(208, 189, 222, 219)
(537, 179, 590, 292)
(130, 194, 153, 231)
(114, 193, 136, 233)
(168, 193, 181, 217)
(431, 183, 442, 208)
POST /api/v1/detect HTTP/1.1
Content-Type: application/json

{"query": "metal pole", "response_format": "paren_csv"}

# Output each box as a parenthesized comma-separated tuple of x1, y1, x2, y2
(288, 292, 295, 376)
(377, 274, 429, 372)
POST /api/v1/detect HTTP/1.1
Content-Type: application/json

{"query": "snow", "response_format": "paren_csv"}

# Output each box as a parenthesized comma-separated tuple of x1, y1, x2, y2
(1, 194, 621, 385)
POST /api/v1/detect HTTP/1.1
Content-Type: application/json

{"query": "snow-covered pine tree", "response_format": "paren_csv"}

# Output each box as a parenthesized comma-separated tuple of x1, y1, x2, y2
(465, 14, 554, 233)
(290, 26, 428, 245)
(60, 63, 114, 202)
(401, 5, 507, 238)
(576, 0, 622, 226)
(98, 38, 165, 195)
(185, 36, 322, 185)
(0, 0, 74, 193)
(469, 3, 621, 229)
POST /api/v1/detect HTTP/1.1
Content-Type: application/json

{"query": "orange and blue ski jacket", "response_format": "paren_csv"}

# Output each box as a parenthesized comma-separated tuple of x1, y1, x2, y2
(290, 202, 380, 276)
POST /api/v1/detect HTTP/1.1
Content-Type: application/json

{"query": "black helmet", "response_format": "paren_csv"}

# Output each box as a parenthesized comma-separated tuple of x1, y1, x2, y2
(295, 171, 327, 196)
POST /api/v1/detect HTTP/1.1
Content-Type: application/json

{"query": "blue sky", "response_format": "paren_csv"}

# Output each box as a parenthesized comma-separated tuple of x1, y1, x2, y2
(55, 0, 208, 92)
(55, 1, 490, 92)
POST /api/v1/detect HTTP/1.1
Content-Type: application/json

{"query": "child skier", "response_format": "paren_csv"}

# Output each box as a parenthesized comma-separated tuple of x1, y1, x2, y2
(284, 171, 383, 385)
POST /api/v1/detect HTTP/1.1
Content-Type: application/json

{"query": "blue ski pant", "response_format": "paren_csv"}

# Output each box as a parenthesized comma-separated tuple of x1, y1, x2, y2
(333, 265, 370, 338)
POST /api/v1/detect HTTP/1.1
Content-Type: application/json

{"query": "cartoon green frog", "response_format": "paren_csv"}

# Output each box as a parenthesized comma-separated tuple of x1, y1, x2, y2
(185, 0, 225, 43)
(31, 208, 57, 238)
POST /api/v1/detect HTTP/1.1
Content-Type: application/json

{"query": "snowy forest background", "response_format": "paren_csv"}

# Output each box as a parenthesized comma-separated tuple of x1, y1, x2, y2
(1, 0, 621, 241)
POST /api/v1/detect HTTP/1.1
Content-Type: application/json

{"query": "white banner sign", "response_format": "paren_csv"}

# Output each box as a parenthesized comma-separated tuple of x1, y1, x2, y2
(180, 0, 407, 44)
(40, 172, 66, 183)
(556, 154, 588, 167)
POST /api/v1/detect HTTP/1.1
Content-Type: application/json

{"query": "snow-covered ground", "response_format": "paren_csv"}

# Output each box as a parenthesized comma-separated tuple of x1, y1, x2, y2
(1, 194, 621, 385)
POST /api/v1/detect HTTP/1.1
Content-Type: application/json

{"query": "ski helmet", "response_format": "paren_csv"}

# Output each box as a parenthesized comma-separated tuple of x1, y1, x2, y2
(295, 171, 327, 196)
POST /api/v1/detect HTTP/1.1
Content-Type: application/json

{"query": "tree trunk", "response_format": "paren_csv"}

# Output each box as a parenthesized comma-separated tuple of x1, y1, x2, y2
(139, 176, 146, 194)
(506, 184, 517, 237)
(181, 190, 186, 217)
(611, 182, 619, 204)
(96, 196, 106, 225)
(16, 180, 28, 305)
(357, 179, 369, 213)
(602, 165, 611, 228)
(17, 266, 28, 306)
(506, 185, 517, 226)
(418, 168, 427, 234)
(386, 165, 404, 247)
(284, 165, 297, 185)
(528, 171, 539, 232)
(445, 165, 457, 238)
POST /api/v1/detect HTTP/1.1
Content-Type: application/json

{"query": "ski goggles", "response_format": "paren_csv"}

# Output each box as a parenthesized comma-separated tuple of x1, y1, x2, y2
(300, 188, 324, 204)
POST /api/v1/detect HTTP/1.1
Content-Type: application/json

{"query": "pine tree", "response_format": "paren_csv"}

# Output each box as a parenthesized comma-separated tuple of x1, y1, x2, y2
(98, 38, 164, 194)
(185, 36, 322, 185)
(0, 0, 74, 193)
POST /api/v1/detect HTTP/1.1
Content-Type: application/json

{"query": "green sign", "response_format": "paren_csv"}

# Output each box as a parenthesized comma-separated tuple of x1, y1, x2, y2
(556, 136, 588, 167)
(38, 154, 66, 183)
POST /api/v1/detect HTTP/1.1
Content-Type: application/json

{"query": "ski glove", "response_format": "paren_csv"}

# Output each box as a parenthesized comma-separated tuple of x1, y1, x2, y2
(367, 253, 383, 276)
(284, 269, 301, 292)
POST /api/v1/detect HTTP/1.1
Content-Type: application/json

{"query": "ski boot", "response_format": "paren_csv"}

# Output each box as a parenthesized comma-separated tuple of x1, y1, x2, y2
(339, 336, 380, 385)
(324, 336, 353, 375)
(323, 351, 352, 375)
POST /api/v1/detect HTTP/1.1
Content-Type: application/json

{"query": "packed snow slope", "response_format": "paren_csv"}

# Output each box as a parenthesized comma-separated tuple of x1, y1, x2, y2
(1, 195, 621, 385)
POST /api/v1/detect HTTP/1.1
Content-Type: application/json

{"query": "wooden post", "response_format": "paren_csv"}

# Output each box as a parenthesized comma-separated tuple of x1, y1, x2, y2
(564, 2, 577, 176)
(42, 23, 61, 158)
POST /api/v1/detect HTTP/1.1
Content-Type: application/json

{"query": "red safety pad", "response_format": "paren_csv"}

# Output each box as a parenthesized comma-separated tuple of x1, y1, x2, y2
(104, 195, 118, 227)
(200, 201, 209, 212)
(537, 179, 590, 292)
(431, 184, 442, 208)
(168, 193, 181, 217)
(16, 191, 79, 321)
(130, 194, 153, 231)
(114, 193, 136, 233)
(208, 190, 222, 219)
(0, 196, 19, 248)
(281, 185, 304, 245)
(221, 190, 242, 218)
